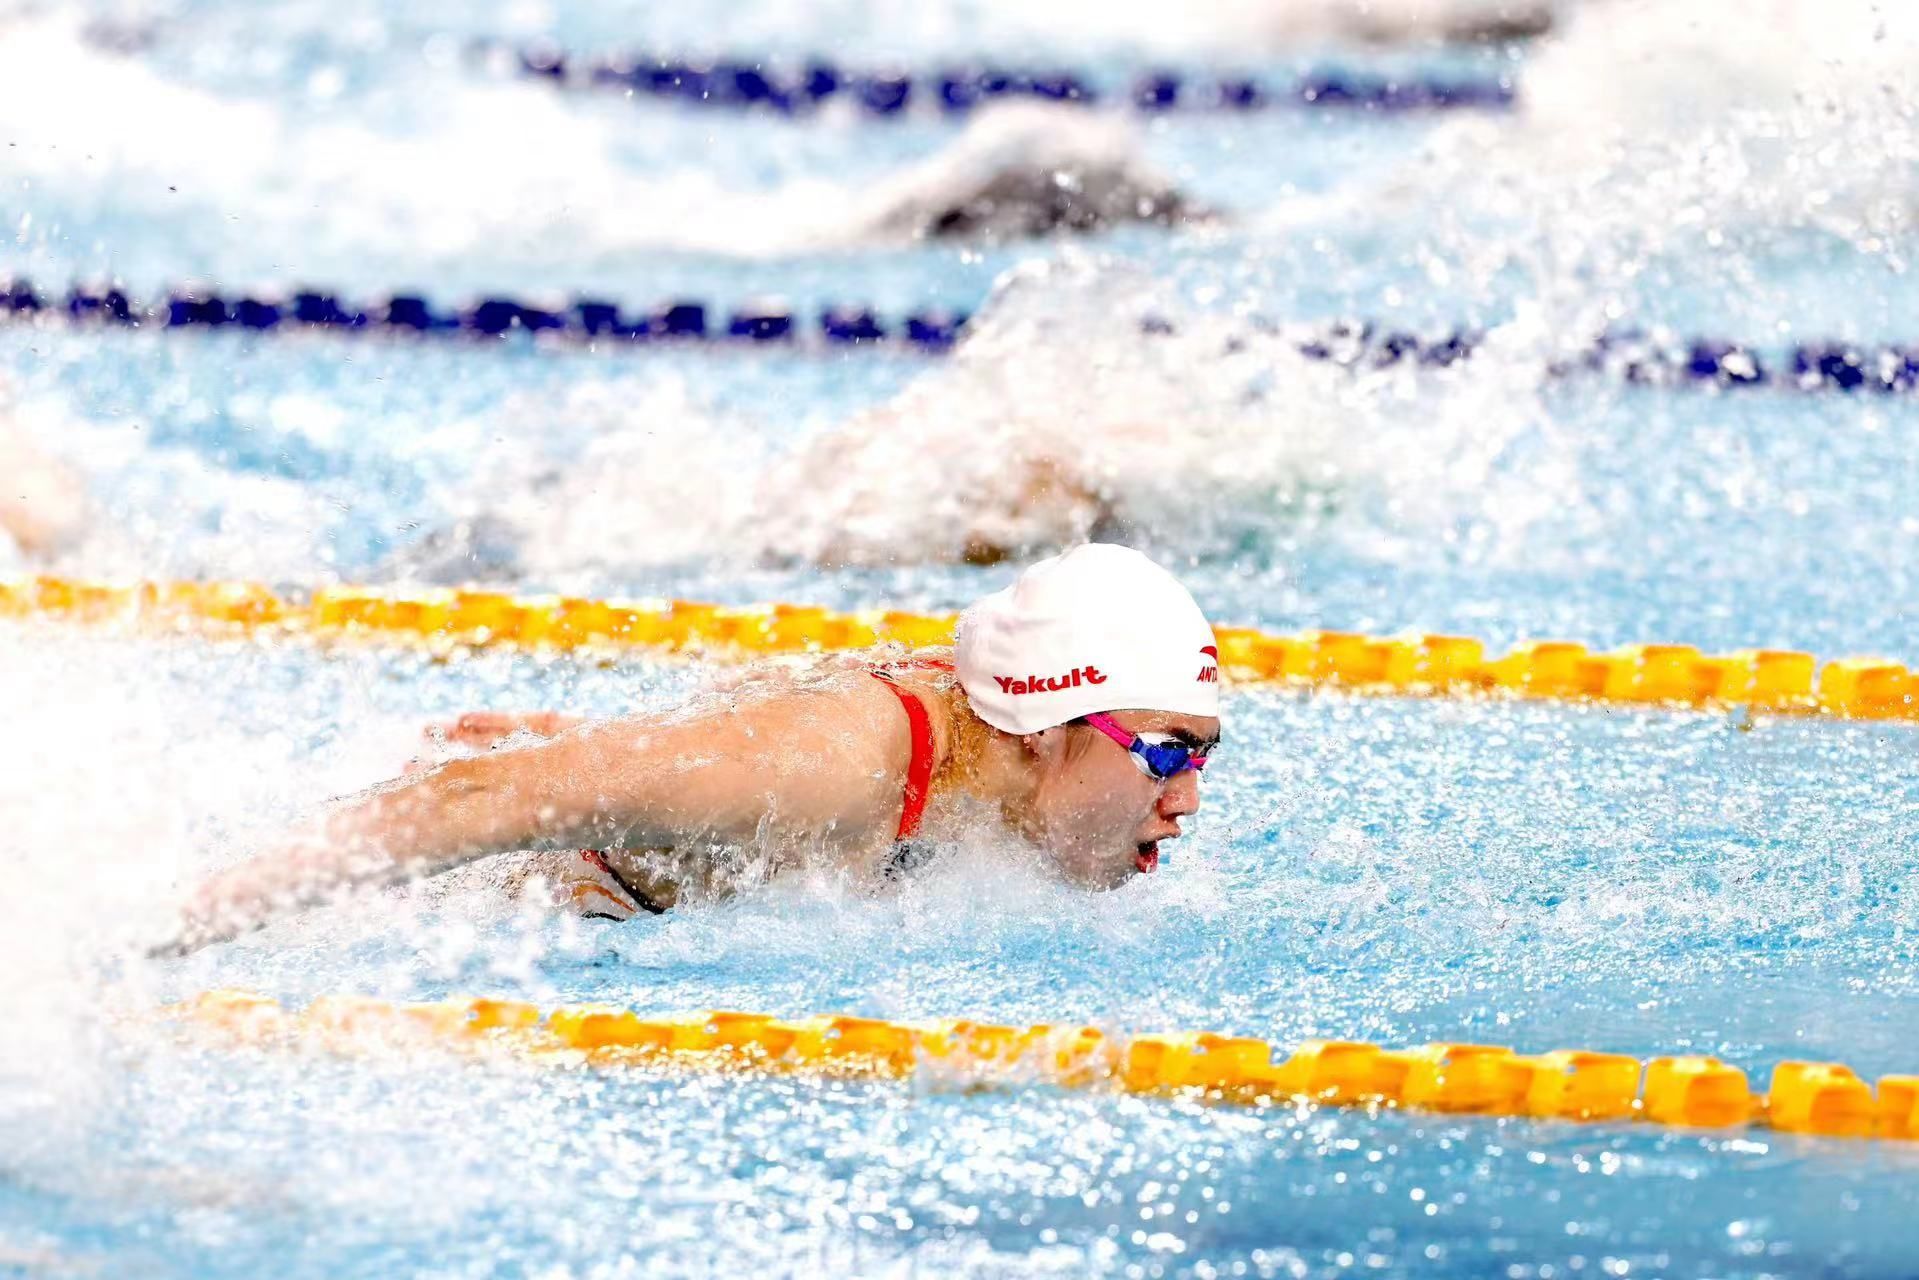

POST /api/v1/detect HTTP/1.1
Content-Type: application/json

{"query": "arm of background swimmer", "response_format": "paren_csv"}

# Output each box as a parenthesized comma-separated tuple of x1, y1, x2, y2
(158, 677, 914, 954)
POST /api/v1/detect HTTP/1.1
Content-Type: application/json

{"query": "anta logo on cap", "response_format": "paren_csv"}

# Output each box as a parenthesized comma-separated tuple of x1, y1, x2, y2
(1197, 645, 1219, 683)
(995, 665, 1106, 696)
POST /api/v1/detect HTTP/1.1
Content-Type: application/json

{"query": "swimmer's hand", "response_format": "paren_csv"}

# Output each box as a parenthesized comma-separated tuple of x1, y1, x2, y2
(147, 836, 400, 957)
(404, 710, 585, 774)
(162, 714, 588, 954)
(439, 710, 584, 747)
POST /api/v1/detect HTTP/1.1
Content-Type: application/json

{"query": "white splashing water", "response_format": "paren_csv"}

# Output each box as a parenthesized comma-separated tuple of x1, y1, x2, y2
(0, 632, 272, 1178)
(1499, 0, 1918, 239)
(1275, 0, 1919, 338)
(410, 255, 1563, 578)
(0, 624, 502, 1190)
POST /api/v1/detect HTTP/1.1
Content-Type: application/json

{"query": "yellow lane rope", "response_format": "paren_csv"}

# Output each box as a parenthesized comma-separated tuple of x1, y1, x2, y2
(4, 575, 1915, 720)
(171, 990, 1919, 1142)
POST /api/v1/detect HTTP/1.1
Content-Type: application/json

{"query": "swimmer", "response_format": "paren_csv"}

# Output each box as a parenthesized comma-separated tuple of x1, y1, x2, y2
(862, 103, 1205, 245)
(159, 544, 1223, 953)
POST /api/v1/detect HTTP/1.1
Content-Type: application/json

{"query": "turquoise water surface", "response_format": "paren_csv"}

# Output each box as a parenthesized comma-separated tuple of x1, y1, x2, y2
(1, 1, 1916, 1276)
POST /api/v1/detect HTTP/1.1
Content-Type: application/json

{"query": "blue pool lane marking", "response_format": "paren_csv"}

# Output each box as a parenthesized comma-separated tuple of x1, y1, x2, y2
(6, 277, 1919, 393)
(479, 41, 1518, 119)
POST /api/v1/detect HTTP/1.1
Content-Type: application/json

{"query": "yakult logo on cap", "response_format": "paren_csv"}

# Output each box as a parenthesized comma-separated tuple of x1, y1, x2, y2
(955, 544, 1221, 736)
(994, 665, 1107, 696)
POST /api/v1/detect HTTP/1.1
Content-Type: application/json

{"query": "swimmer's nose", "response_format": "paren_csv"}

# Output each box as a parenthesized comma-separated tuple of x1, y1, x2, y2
(1158, 769, 1200, 820)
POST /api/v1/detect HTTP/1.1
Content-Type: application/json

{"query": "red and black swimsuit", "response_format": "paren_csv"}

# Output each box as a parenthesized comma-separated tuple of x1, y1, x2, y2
(579, 664, 949, 916)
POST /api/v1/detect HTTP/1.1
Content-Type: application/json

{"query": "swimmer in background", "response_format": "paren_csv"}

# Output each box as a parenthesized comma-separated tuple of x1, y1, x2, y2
(0, 396, 87, 561)
(161, 544, 1223, 952)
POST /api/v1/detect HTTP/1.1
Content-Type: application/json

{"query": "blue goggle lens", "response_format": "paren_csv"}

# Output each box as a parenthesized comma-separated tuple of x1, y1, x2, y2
(1131, 737, 1206, 781)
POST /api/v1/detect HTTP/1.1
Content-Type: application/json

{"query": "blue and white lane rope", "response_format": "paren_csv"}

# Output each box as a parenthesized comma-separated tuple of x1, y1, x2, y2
(5, 278, 1916, 394)
(478, 40, 1517, 118)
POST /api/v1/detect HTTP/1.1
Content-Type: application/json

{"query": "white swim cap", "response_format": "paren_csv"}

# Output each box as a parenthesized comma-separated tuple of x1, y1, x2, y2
(955, 543, 1220, 735)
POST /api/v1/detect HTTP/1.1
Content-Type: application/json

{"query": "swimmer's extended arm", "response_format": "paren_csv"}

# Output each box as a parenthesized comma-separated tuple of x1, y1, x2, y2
(158, 678, 914, 954)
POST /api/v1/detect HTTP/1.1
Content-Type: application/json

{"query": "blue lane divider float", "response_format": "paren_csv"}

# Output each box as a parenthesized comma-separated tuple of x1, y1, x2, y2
(6, 278, 1917, 394)
(1259, 321, 1919, 392)
(478, 40, 1516, 118)
(10, 279, 968, 352)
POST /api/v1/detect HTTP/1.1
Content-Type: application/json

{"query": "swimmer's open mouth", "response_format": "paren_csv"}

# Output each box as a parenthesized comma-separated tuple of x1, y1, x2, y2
(1134, 842, 1159, 874)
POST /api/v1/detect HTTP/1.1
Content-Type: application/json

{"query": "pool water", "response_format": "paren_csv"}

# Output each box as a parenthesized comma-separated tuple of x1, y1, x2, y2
(2, 0, 1917, 1276)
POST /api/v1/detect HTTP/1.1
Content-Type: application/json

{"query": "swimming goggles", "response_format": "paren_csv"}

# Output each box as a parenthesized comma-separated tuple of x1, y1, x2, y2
(1081, 713, 1209, 781)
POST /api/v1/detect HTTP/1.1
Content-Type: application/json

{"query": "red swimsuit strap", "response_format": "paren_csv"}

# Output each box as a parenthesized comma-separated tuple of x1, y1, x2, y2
(871, 670, 940, 840)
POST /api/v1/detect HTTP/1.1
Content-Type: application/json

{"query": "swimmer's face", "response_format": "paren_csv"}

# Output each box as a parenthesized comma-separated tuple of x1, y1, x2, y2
(1021, 709, 1219, 890)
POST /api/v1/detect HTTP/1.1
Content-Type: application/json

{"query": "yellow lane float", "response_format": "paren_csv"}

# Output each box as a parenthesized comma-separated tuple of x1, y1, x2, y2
(167, 991, 1919, 1142)
(4, 576, 1913, 720)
